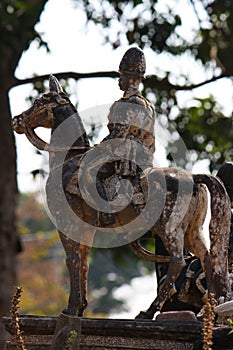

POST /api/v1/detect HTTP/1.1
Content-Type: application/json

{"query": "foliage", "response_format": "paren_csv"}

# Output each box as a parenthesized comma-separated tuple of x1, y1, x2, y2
(79, 0, 233, 73)
(65, 331, 78, 350)
(79, 0, 182, 52)
(88, 247, 154, 314)
(0, 0, 48, 79)
(17, 192, 54, 234)
(78, 0, 233, 170)
(228, 318, 233, 334)
(169, 96, 233, 171)
(16, 193, 68, 315)
(203, 293, 216, 350)
(10, 286, 26, 350)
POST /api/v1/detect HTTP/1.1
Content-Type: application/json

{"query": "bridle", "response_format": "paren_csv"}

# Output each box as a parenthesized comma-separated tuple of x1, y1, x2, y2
(23, 94, 91, 153)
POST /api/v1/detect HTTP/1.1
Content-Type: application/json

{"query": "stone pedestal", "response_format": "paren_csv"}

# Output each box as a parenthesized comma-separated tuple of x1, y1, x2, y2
(2, 313, 233, 349)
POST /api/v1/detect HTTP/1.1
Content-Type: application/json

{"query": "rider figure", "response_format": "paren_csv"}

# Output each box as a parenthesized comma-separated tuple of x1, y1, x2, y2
(97, 47, 156, 223)
(67, 48, 156, 227)
(103, 47, 155, 177)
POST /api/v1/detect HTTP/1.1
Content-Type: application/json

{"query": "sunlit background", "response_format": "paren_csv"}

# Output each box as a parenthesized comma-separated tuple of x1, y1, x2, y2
(10, 0, 233, 193)
(8, 0, 232, 319)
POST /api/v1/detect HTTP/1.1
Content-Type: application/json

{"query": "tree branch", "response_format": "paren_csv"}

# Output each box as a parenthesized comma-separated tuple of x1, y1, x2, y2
(12, 71, 120, 88)
(145, 74, 228, 91)
(189, 0, 203, 28)
(12, 70, 229, 93)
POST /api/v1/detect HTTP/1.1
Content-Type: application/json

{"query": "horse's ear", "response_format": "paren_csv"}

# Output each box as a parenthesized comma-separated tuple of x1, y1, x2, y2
(49, 75, 63, 93)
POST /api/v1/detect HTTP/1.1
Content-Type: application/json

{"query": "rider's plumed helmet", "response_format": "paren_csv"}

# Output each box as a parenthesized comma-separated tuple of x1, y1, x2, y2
(119, 47, 146, 78)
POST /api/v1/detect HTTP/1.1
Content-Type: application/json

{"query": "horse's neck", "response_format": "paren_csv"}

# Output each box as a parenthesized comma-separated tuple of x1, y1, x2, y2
(49, 103, 90, 168)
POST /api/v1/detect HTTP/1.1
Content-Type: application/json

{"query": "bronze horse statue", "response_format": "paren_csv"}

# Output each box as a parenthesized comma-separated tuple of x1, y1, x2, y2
(12, 75, 231, 319)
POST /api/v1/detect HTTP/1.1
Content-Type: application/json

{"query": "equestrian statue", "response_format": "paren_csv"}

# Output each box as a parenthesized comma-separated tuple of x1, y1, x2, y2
(12, 48, 231, 320)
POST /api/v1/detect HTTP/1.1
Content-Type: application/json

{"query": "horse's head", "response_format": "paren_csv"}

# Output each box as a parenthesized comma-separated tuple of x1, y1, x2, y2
(12, 75, 71, 150)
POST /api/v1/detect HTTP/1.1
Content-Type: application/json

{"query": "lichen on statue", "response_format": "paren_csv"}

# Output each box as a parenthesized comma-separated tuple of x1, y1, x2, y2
(156, 162, 233, 315)
(103, 47, 155, 177)
(95, 47, 156, 223)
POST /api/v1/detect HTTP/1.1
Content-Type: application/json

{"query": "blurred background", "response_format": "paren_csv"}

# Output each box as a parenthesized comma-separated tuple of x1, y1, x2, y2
(1, 0, 233, 345)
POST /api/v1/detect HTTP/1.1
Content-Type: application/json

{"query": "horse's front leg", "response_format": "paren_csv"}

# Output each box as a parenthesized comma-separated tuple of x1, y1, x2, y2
(79, 244, 92, 315)
(59, 231, 83, 316)
(77, 227, 95, 316)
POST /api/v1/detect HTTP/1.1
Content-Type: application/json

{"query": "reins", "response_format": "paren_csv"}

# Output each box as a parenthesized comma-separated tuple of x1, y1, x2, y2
(46, 145, 91, 152)
(49, 152, 87, 172)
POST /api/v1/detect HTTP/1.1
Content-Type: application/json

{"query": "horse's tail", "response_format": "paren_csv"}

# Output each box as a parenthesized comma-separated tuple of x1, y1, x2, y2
(193, 174, 231, 296)
(130, 240, 172, 262)
(130, 240, 192, 263)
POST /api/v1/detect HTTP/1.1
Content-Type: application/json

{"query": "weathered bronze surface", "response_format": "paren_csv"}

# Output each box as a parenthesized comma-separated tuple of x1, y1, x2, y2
(155, 162, 233, 314)
(12, 48, 231, 323)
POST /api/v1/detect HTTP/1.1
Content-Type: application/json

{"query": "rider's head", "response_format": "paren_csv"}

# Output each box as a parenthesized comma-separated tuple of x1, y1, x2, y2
(118, 47, 146, 91)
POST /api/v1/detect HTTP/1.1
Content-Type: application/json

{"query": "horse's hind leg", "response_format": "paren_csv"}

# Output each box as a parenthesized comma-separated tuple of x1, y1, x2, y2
(184, 223, 215, 301)
(184, 184, 218, 297)
(136, 229, 186, 319)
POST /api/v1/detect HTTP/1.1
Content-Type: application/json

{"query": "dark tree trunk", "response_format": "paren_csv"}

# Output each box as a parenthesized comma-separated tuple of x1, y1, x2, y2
(0, 79, 18, 347)
(0, 1, 49, 346)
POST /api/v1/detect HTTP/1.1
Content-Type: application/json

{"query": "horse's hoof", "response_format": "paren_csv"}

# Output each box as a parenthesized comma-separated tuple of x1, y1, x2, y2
(61, 308, 79, 316)
(135, 311, 153, 320)
(61, 308, 72, 315)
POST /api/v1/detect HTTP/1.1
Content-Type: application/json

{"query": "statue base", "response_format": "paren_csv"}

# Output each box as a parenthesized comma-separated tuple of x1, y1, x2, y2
(2, 313, 233, 349)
